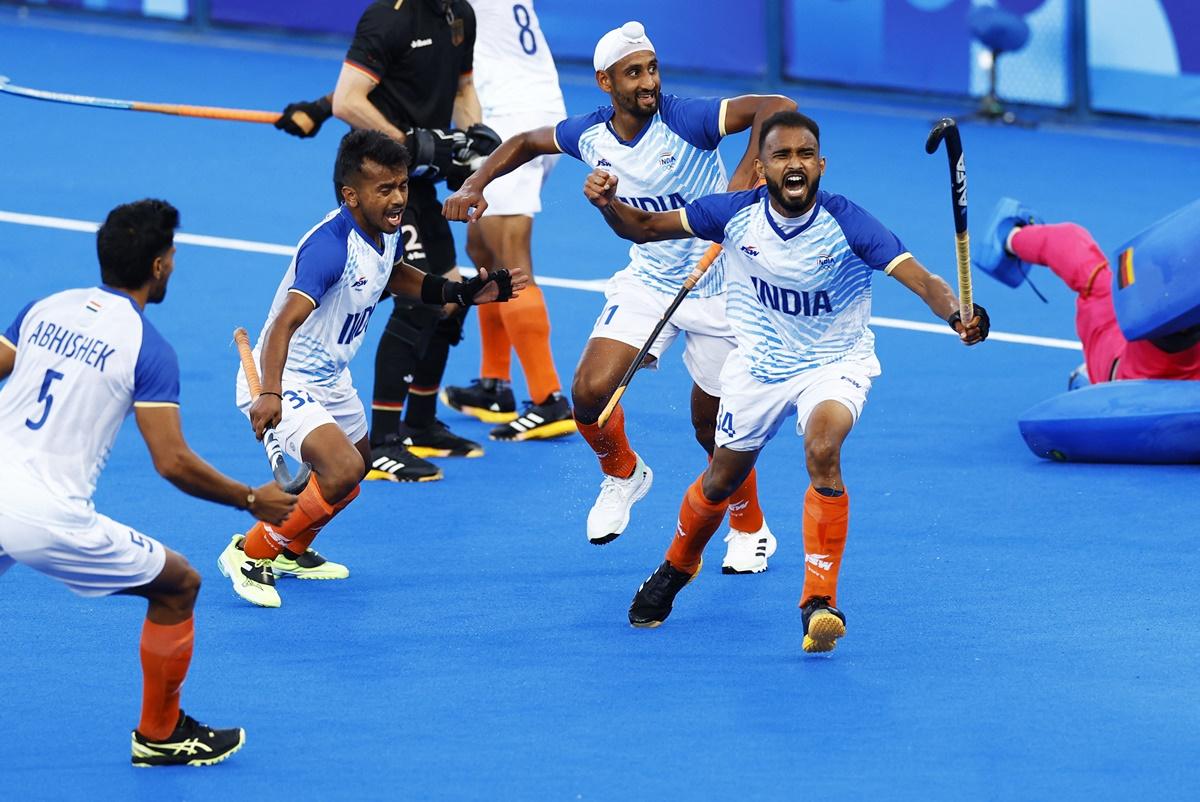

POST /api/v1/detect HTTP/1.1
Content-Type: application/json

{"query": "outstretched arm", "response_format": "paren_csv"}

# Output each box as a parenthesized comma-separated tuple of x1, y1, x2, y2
(134, 406, 297, 524)
(442, 126, 560, 221)
(388, 260, 528, 304)
(890, 257, 988, 345)
(583, 169, 692, 244)
(722, 94, 797, 190)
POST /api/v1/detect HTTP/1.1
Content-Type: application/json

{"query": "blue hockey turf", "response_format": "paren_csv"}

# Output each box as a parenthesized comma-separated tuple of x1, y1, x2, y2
(2, 15, 1199, 801)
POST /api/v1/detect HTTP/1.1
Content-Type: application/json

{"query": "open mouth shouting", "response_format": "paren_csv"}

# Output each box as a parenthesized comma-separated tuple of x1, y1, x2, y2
(383, 205, 404, 229)
(782, 170, 808, 201)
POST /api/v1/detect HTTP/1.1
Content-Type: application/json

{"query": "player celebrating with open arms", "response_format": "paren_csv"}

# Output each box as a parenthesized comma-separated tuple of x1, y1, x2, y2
(0, 199, 298, 764)
(444, 21, 795, 573)
(218, 130, 523, 608)
(584, 111, 989, 652)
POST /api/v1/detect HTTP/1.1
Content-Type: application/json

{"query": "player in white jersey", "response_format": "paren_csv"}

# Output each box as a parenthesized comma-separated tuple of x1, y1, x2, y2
(444, 22, 795, 573)
(584, 111, 989, 652)
(0, 200, 298, 765)
(441, 0, 577, 442)
(218, 130, 523, 609)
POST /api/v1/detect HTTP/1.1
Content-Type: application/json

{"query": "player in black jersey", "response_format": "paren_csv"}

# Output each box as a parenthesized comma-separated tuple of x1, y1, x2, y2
(276, 0, 501, 482)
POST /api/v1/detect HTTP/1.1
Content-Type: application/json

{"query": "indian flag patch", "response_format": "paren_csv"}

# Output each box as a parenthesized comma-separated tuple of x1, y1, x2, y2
(85, 299, 103, 313)
(1117, 247, 1135, 289)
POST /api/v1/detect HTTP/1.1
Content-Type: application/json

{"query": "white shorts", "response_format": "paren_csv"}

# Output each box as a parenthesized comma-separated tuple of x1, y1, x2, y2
(0, 509, 167, 597)
(714, 348, 881, 451)
(481, 111, 563, 217)
(590, 268, 736, 397)
(236, 373, 368, 463)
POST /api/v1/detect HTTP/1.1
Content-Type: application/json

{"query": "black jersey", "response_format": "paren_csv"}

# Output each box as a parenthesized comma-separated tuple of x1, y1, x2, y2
(345, 0, 476, 131)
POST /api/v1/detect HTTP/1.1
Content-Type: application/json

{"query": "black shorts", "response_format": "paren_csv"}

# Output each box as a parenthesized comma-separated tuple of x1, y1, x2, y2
(399, 177, 456, 277)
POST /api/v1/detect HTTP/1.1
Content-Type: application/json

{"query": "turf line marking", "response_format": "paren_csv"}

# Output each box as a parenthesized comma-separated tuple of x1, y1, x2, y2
(0, 209, 1081, 351)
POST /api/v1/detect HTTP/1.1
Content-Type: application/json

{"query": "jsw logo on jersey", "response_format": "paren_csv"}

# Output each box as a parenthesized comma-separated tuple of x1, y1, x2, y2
(336, 302, 377, 345)
(615, 192, 687, 212)
(740, 245, 760, 257)
(750, 276, 833, 317)
(351, 275, 368, 290)
(596, 158, 612, 168)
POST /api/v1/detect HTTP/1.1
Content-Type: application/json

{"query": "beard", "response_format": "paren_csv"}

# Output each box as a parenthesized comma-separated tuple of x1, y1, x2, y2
(615, 86, 659, 119)
(767, 171, 821, 216)
(149, 282, 168, 304)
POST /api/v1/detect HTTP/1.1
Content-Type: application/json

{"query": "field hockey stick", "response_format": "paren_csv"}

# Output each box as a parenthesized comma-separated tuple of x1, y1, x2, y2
(233, 328, 312, 494)
(596, 242, 723, 429)
(925, 117, 974, 324)
(0, 75, 281, 125)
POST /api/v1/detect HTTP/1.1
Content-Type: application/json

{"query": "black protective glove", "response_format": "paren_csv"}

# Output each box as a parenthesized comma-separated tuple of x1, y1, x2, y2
(421, 270, 514, 305)
(275, 96, 333, 138)
(406, 127, 468, 181)
(447, 269, 514, 305)
(947, 302, 990, 341)
(460, 123, 502, 159)
(443, 123, 503, 190)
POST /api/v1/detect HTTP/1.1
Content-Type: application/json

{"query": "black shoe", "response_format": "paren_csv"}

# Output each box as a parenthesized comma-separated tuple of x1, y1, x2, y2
(628, 560, 700, 628)
(800, 595, 847, 654)
(489, 393, 578, 441)
(366, 436, 443, 482)
(131, 711, 245, 767)
(440, 378, 517, 423)
(398, 419, 484, 458)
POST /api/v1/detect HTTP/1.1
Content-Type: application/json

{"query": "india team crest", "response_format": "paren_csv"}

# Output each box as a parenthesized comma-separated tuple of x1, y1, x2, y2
(658, 151, 676, 170)
(818, 254, 836, 270)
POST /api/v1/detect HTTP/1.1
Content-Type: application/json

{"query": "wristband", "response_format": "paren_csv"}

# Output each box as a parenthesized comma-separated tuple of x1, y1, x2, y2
(420, 272, 450, 304)
(259, 391, 283, 400)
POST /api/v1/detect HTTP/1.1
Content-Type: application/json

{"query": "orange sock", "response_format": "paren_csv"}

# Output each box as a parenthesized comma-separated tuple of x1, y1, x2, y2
(800, 485, 849, 607)
(576, 404, 637, 478)
(478, 302, 511, 381)
(665, 475, 730, 574)
(242, 476, 337, 559)
(285, 483, 360, 554)
(499, 284, 561, 403)
(137, 616, 194, 740)
(726, 468, 765, 533)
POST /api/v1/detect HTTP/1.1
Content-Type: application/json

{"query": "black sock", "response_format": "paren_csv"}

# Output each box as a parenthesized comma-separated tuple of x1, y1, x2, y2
(371, 321, 418, 445)
(282, 547, 302, 560)
(405, 329, 451, 428)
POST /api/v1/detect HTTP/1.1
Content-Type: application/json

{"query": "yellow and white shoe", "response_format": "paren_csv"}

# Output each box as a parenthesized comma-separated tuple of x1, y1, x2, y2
(216, 534, 281, 608)
(272, 548, 349, 580)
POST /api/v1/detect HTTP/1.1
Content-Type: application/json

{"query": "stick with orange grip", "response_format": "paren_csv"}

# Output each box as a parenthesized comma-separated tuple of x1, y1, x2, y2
(0, 75, 281, 125)
(596, 242, 723, 428)
(233, 328, 312, 494)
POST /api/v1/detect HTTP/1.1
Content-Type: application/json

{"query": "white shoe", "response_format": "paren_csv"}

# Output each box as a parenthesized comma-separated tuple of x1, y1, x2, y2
(217, 534, 282, 608)
(721, 521, 777, 574)
(586, 454, 653, 545)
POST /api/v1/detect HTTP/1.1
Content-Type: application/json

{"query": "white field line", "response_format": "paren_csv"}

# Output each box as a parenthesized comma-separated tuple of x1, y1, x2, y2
(0, 209, 1081, 351)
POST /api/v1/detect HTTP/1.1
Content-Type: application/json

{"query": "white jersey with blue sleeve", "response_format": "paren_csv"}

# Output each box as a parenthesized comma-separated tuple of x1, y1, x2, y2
(0, 286, 179, 526)
(250, 206, 399, 390)
(682, 187, 912, 382)
(554, 93, 732, 298)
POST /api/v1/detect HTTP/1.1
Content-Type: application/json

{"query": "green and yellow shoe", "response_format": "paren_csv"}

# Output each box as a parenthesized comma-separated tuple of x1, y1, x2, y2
(272, 548, 349, 580)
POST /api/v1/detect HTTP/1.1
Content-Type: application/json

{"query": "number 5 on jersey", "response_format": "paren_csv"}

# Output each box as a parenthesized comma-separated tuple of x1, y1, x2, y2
(25, 368, 65, 430)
